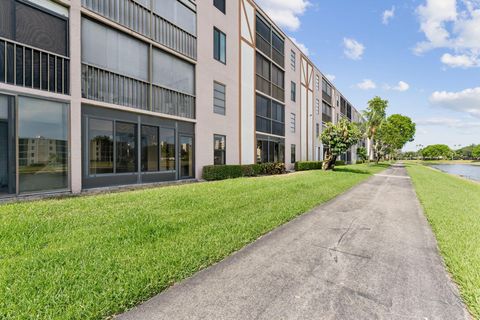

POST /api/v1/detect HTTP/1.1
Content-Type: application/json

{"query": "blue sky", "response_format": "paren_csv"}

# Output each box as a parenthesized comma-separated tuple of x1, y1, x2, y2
(257, 0, 480, 151)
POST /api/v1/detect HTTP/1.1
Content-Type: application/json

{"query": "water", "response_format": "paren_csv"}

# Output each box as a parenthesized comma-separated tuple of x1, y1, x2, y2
(430, 164, 480, 182)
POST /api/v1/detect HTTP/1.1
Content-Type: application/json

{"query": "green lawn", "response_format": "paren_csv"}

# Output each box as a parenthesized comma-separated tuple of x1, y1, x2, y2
(406, 164, 480, 318)
(0, 164, 387, 320)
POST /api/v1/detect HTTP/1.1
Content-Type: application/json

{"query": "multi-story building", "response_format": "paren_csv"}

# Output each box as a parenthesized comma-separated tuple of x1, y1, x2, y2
(0, 0, 365, 198)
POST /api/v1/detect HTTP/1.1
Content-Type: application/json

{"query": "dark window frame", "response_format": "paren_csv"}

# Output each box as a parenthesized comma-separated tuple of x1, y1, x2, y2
(213, 134, 226, 165)
(291, 81, 296, 102)
(213, 0, 226, 14)
(213, 81, 226, 115)
(213, 27, 226, 64)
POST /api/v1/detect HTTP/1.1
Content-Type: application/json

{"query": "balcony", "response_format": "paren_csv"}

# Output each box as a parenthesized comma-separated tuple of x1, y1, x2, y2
(81, 63, 195, 119)
(0, 37, 69, 95)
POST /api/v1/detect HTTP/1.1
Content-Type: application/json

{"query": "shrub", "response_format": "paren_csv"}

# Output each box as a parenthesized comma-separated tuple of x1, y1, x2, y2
(295, 161, 323, 171)
(202, 163, 286, 181)
(356, 160, 364, 164)
(335, 160, 346, 166)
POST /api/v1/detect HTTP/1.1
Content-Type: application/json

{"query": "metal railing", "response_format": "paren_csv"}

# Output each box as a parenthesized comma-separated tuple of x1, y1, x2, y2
(82, 0, 197, 60)
(0, 37, 69, 95)
(81, 63, 195, 119)
(152, 85, 195, 119)
(82, 63, 150, 110)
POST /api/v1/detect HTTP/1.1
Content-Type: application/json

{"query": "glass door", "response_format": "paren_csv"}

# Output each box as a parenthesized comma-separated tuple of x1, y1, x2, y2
(179, 135, 193, 179)
(0, 94, 15, 196)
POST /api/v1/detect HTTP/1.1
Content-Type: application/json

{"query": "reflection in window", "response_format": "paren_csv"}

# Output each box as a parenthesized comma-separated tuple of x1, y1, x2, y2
(214, 134, 226, 165)
(116, 122, 137, 173)
(141, 125, 159, 172)
(18, 97, 68, 193)
(160, 128, 175, 171)
(89, 118, 114, 175)
(214, 28, 226, 63)
(256, 135, 285, 164)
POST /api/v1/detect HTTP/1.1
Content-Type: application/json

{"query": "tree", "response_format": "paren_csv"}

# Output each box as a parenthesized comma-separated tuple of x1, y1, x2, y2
(472, 145, 480, 159)
(421, 144, 452, 159)
(321, 118, 361, 170)
(376, 114, 416, 160)
(363, 97, 388, 162)
(357, 147, 368, 162)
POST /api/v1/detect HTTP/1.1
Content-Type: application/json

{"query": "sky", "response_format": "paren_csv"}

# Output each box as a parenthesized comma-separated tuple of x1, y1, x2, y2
(256, 0, 480, 151)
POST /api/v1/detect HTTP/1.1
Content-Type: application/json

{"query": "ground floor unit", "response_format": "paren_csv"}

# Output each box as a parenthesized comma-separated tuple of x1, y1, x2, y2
(0, 90, 362, 199)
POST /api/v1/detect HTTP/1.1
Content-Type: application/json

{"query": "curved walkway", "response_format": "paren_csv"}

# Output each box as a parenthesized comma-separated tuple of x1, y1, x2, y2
(117, 164, 470, 320)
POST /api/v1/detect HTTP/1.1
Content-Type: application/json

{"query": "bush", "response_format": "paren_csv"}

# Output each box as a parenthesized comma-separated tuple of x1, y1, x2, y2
(335, 160, 346, 166)
(202, 163, 286, 181)
(295, 161, 323, 171)
(356, 160, 364, 164)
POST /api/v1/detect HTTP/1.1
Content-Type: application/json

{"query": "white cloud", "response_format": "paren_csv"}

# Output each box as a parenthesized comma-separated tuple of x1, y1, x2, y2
(325, 74, 336, 82)
(343, 38, 365, 60)
(290, 37, 310, 56)
(430, 87, 480, 118)
(356, 79, 376, 90)
(415, 0, 480, 68)
(441, 53, 479, 67)
(417, 117, 480, 128)
(382, 6, 395, 25)
(385, 81, 410, 92)
(255, 0, 310, 31)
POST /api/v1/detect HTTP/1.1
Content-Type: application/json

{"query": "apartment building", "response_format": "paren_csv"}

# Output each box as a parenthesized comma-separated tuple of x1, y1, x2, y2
(0, 0, 364, 198)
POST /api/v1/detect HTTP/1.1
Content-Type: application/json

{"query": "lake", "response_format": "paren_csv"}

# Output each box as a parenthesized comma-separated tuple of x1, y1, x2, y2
(430, 164, 480, 182)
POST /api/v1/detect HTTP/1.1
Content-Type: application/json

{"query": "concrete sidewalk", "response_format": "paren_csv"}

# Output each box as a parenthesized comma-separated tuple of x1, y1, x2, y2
(117, 164, 470, 320)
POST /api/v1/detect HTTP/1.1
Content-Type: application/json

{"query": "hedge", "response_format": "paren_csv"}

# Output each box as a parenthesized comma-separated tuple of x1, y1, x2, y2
(295, 160, 347, 171)
(202, 163, 286, 181)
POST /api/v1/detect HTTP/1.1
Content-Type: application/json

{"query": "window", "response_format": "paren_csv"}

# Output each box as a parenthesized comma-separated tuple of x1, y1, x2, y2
(213, 134, 226, 165)
(82, 18, 149, 81)
(291, 144, 296, 164)
(116, 122, 137, 173)
(160, 128, 175, 171)
(316, 75, 320, 91)
(290, 50, 296, 71)
(0, 0, 69, 56)
(290, 113, 296, 133)
(256, 135, 285, 163)
(322, 78, 332, 96)
(213, 82, 226, 115)
(153, 0, 197, 35)
(214, 28, 226, 64)
(315, 99, 320, 114)
(256, 94, 285, 136)
(322, 102, 333, 122)
(214, 0, 226, 14)
(18, 97, 69, 193)
(316, 123, 320, 138)
(89, 118, 114, 175)
(152, 49, 195, 94)
(141, 125, 159, 172)
(291, 81, 296, 102)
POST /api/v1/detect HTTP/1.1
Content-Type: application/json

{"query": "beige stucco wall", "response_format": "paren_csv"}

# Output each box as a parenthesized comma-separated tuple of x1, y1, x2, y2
(195, 0, 240, 178)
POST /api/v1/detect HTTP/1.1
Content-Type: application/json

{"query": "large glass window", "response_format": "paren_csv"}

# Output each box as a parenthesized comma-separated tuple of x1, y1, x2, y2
(141, 125, 159, 172)
(152, 48, 195, 94)
(81, 18, 149, 81)
(256, 135, 285, 163)
(18, 97, 68, 193)
(89, 118, 114, 175)
(214, 134, 226, 165)
(213, 82, 226, 115)
(160, 128, 176, 171)
(180, 135, 193, 178)
(256, 94, 285, 136)
(214, 28, 226, 64)
(291, 144, 296, 164)
(116, 122, 137, 173)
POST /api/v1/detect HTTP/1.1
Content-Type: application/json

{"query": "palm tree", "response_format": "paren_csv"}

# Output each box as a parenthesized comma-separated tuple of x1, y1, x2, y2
(363, 97, 388, 163)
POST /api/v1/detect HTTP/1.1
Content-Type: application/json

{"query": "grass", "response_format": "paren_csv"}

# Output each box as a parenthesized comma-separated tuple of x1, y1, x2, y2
(406, 164, 480, 318)
(0, 163, 388, 320)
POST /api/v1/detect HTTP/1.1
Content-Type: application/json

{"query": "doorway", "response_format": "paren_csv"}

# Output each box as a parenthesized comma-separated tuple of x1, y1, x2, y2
(0, 94, 15, 196)
(179, 135, 193, 179)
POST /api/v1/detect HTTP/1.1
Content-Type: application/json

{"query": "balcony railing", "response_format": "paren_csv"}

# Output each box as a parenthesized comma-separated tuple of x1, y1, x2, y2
(272, 48, 284, 68)
(322, 91, 332, 104)
(153, 13, 197, 60)
(0, 37, 69, 95)
(82, 0, 197, 60)
(152, 85, 195, 119)
(81, 63, 195, 119)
